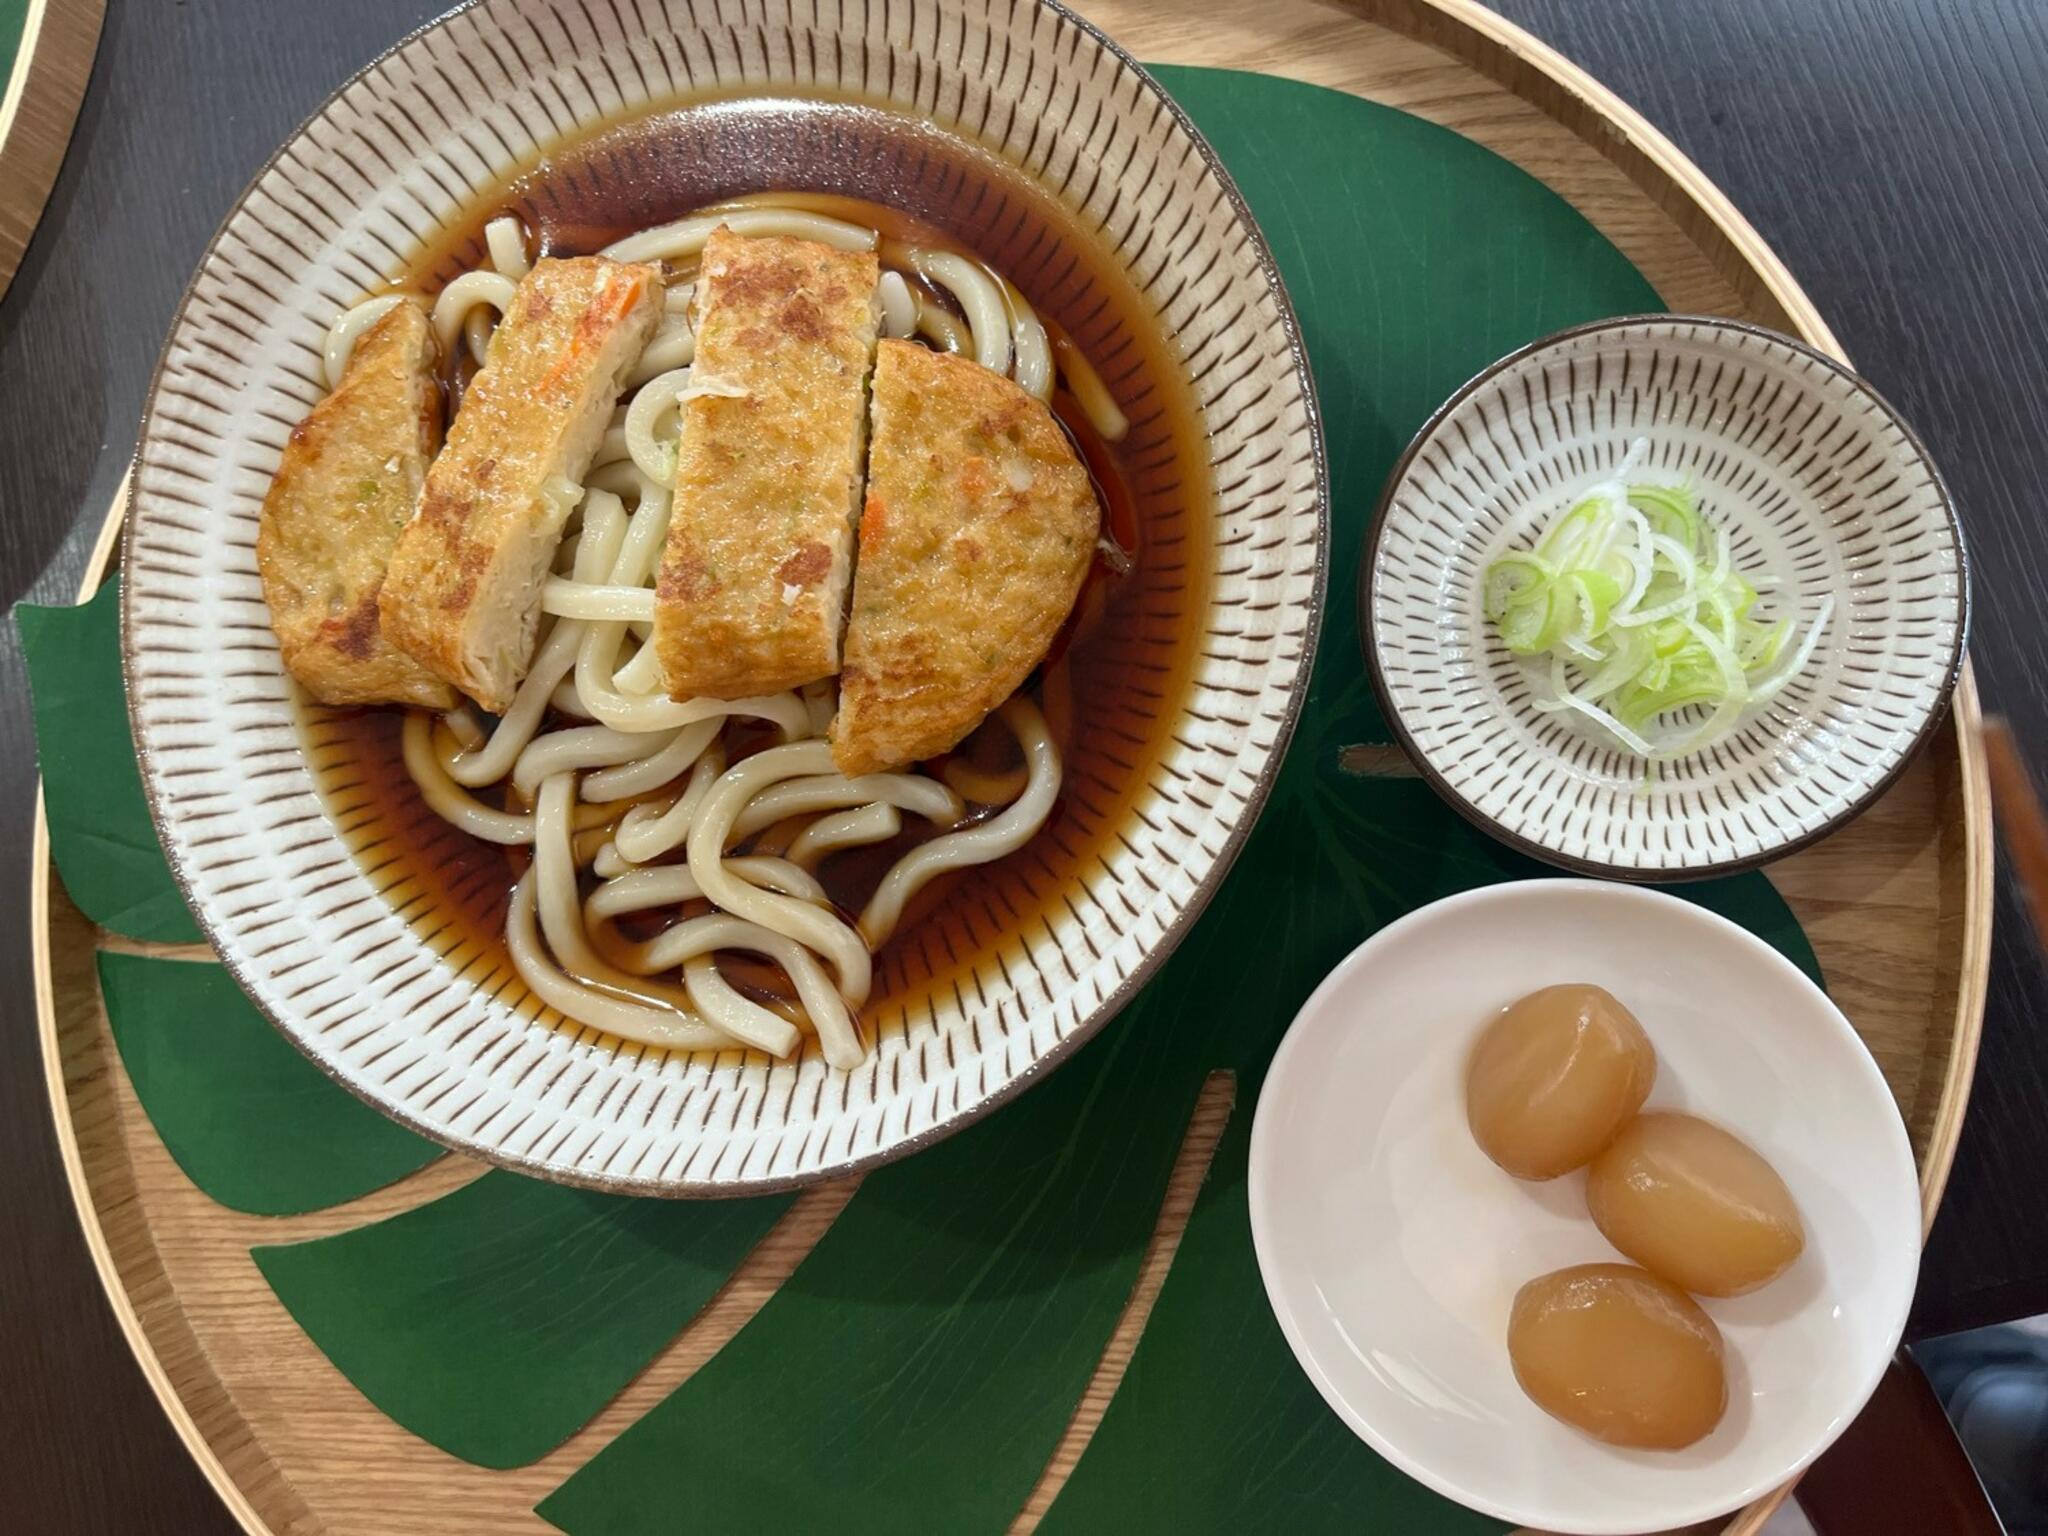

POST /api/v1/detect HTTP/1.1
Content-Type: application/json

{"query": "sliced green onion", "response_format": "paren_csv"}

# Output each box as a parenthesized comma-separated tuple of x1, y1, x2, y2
(1479, 438, 1831, 760)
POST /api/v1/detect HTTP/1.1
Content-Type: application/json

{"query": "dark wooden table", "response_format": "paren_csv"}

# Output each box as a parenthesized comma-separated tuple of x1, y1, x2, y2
(2, 1, 2042, 1530)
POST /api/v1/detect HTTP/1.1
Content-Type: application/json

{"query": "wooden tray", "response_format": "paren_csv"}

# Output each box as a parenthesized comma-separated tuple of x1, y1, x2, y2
(0, 0, 103, 298)
(32, 1, 1993, 1532)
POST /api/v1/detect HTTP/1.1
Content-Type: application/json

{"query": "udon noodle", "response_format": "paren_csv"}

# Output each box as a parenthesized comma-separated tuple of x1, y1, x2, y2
(323, 201, 1121, 1069)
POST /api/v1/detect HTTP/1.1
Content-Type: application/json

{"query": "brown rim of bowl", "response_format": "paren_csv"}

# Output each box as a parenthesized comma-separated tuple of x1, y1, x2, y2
(1356, 311, 1971, 884)
(117, 0, 1332, 1197)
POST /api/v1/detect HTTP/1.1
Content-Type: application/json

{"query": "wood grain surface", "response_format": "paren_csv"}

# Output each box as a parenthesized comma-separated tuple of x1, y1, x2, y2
(0, 0, 105, 299)
(2, 1, 2043, 1532)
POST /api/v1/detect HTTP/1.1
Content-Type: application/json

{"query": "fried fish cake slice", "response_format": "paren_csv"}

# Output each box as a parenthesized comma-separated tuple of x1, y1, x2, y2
(654, 227, 880, 700)
(257, 300, 455, 710)
(379, 255, 662, 712)
(830, 339, 1098, 776)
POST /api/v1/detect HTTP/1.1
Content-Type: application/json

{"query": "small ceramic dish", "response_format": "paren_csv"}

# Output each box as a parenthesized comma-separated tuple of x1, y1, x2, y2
(1248, 879, 1920, 1535)
(1361, 314, 1968, 879)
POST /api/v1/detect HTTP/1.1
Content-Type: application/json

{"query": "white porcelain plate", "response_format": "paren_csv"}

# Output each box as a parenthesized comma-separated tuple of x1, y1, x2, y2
(1249, 879, 1920, 1535)
(1364, 315, 1968, 879)
(121, 0, 1325, 1192)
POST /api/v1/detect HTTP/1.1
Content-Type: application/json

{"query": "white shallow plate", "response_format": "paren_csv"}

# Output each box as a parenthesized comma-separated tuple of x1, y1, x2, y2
(1248, 879, 1920, 1535)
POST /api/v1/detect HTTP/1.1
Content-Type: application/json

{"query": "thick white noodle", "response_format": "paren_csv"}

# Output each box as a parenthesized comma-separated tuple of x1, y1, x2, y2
(613, 745, 726, 864)
(584, 675, 810, 741)
(582, 856, 826, 922)
(628, 316, 696, 385)
(1003, 282, 1054, 400)
(861, 699, 1060, 946)
(877, 270, 917, 338)
(624, 367, 690, 485)
(799, 680, 836, 736)
(547, 680, 595, 719)
(585, 457, 662, 501)
(506, 872, 730, 1051)
(484, 215, 531, 280)
(444, 618, 584, 786)
(541, 578, 659, 623)
(512, 722, 683, 801)
(601, 207, 877, 263)
(592, 423, 632, 469)
(610, 914, 859, 1068)
(533, 772, 803, 1053)
(916, 302, 967, 354)
(730, 772, 962, 840)
(664, 280, 695, 314)
(321, 294, 406, 390)
(431, 269, 519, 366)
(443, 705, 488, 752)
(680, 932, 860, 1069)
(402, 713, 533, 844)
(683, 956, 802, 1060)
(586, 864, 708, 916)
(625, 366, 751, 487)
(686, 741, 874, 1004)
(463, 307, 494, 369)
(613, 640, 666, 696)
(909, 250, 1011, 376)
(584, 716, 720, 802)
(1053, 334, 1131, 442)
(786, 802, 902, 869)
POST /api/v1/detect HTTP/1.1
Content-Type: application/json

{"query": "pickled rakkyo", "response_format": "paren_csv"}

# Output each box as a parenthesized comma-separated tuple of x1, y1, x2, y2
(1508, 1263, 1727, 1449)
(1466, 984, 1655, 1179)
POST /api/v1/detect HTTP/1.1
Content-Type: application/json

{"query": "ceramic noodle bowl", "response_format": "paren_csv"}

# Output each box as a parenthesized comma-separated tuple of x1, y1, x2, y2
(121, 0, 1326, 1192)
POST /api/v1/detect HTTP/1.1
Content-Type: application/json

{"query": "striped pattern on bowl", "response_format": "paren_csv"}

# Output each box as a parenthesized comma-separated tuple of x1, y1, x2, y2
(1363, 315, 1966, 878)
(121, 0, 1326, 1192)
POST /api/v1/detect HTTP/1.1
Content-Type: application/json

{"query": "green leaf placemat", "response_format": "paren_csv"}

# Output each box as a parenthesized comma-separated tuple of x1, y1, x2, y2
(98, 952, 441, 1215)
(1039, 1116, 1503, 1536)
(1171, 65, 1663, 750)
(537, 70, 1807, 1533)
(0, 0, 28, 85)
(19, 579, 202, 941)
(254, 1172, 793, 1468)
(25, 64, 1828, 1535)
(538, 986, 1212, 1534)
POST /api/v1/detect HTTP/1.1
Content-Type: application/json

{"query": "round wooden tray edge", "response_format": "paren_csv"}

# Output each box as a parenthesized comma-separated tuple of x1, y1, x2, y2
(30, 798, 271, 1536)
(1367, 0, 1995, 1234)
(23, 4, 1996, 1532)
(1389, 0, 1840, 352)
(1916, 664, 1993, 1230)
(0, 0, 106, 299)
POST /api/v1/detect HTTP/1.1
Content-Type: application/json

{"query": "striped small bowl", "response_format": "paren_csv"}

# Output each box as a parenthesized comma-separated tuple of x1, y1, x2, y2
(1361, 315, 1967, 879)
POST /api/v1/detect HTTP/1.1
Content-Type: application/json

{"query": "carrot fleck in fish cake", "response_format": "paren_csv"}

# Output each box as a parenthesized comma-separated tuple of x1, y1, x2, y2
(379, 255, 662, 712)
(830, 339, 1099, 776)
(654, 227, 880, 700)
(257, 300, 454, 709)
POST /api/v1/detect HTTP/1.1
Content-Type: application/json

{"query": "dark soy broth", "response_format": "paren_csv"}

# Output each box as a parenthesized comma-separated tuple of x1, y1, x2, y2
(305, 92, 1213, 1046)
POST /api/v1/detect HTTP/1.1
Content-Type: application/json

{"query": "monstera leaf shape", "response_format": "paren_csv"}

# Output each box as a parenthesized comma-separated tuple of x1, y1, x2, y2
(20, 68, 1821, 1534)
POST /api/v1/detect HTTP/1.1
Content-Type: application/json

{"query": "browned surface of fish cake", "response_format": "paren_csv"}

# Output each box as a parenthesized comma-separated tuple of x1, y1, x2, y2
(654, 227, 879, 700)
(257, 300, 454, 709)
(831, 339, 1098, 776)
(379, 255, 661, 711)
